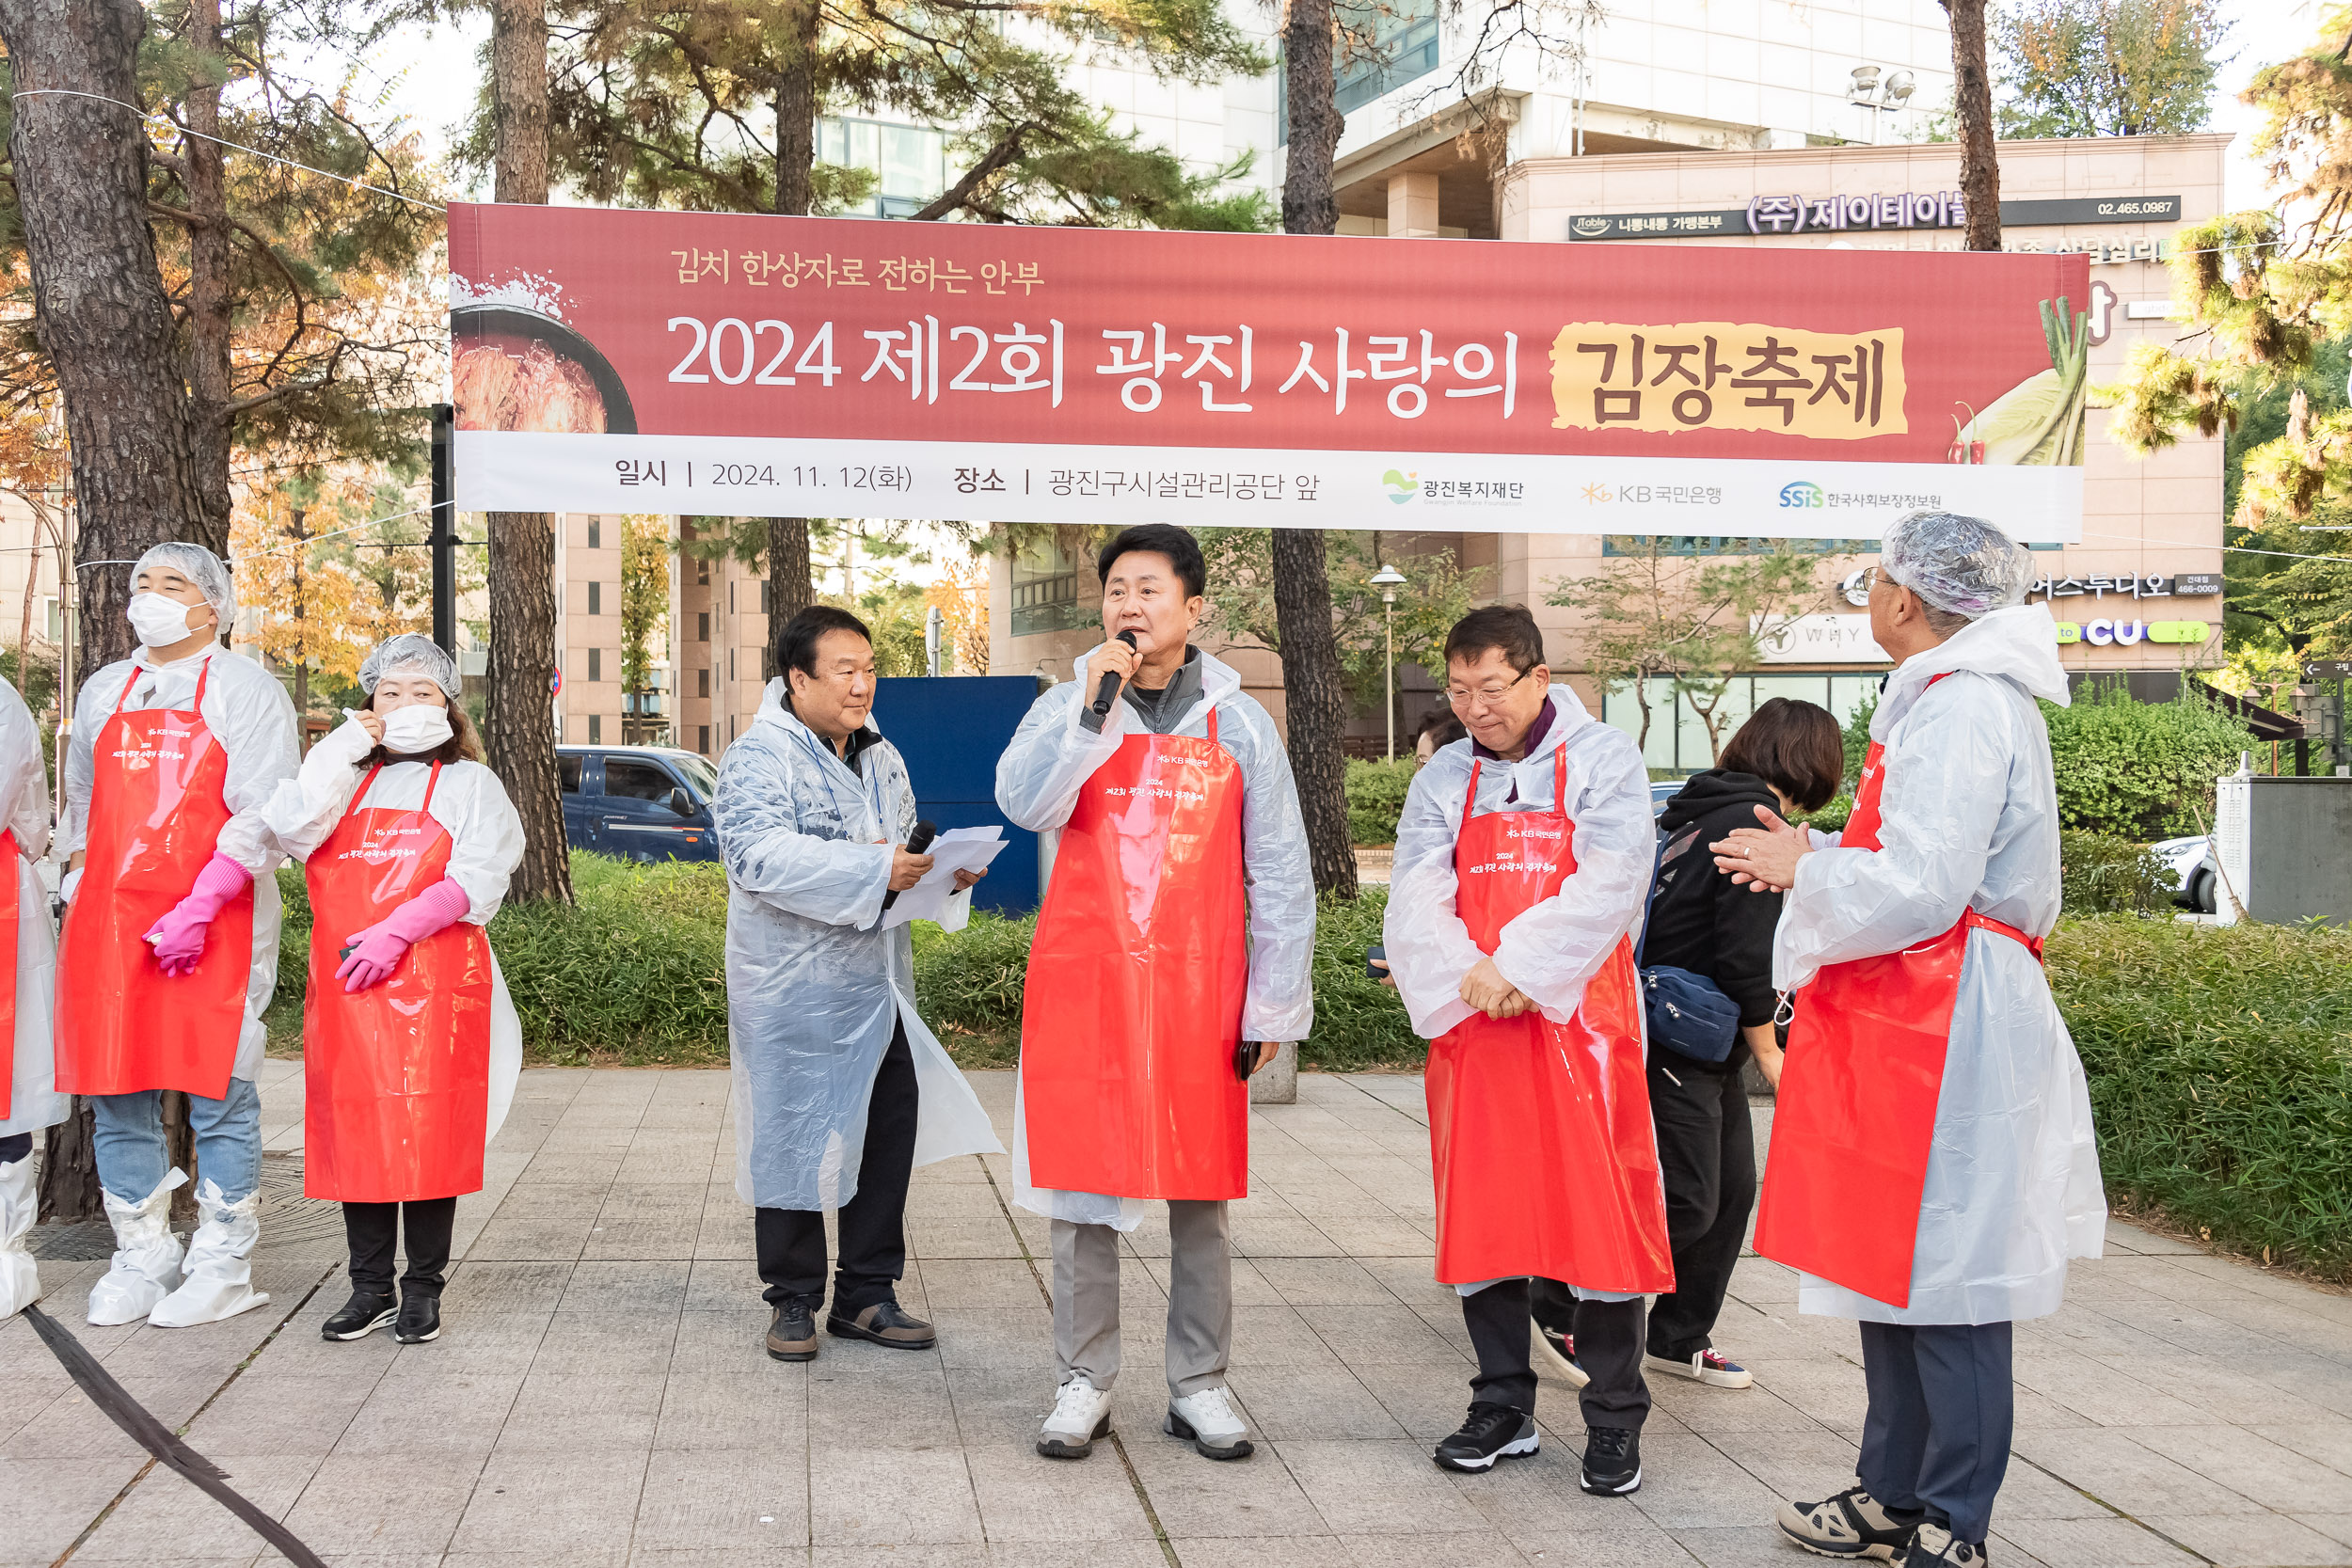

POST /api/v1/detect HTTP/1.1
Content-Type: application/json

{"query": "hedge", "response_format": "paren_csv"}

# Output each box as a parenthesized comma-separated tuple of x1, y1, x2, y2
(2058, 830, 2172, 916)
(1345, 757, 1417, 846)
(265, 857, 2352, 1278)
(2043, 684, 2253, 839)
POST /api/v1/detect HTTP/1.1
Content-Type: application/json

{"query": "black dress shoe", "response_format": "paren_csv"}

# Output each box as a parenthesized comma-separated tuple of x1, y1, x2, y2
(826, 1299, 935, 1349)
(393, 1292, 441, 1344)
(767, 1301, 818, 1361)
(1433, 1402, 1539, 1472)
(1581, 1425, 1642, 1496)
(322, 1291, 396, 1341)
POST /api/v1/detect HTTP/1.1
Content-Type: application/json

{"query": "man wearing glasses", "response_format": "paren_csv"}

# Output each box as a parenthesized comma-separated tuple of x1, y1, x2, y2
(1382, 605, 1672, 1493)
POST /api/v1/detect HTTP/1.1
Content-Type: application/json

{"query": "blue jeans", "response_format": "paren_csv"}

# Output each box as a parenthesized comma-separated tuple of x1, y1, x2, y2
(91, 1081, 262, 1204)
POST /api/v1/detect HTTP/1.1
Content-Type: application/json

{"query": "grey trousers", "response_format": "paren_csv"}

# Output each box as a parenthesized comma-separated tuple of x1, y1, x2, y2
(1857, 1320, 2015, 1544)
(1051, 1201, 1232, 1398)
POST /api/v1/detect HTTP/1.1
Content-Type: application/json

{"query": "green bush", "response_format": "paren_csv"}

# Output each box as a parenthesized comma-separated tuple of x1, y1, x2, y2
(1794, 794, 1853, 833)
(2054, 916, 2352, 1281)
(2058, 830, 2172, 915)
(2043, 684, 2253, 839)
(1345, 757, 1418, 846)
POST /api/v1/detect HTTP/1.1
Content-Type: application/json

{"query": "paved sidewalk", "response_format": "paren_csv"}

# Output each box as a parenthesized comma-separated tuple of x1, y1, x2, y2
(6, 1067, 2350, 1567)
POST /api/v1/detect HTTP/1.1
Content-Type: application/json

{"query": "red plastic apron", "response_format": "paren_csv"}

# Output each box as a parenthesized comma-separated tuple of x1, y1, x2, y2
(0, 830, 18, 1121)
(1021, 707, 1250, 1199)
(1754, 681, 2044, 1308)
(303, 762, 495, 1202)
(56, 657, 255, 1100)
(1425, 748, 1675, 1290)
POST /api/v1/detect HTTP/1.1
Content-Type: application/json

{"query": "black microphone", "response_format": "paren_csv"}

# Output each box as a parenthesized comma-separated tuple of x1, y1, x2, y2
(1090, 630, 1139, 717)
(881, 818, 938, 911)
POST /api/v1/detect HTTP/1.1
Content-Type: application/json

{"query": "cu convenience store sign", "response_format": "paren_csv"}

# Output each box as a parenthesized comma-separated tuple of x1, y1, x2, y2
(447, 202, 2088, 539)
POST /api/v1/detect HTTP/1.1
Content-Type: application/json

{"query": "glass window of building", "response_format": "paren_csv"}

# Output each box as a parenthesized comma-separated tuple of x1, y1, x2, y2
(1009, 534, 1095, 638)
(1279, 0, 1439, 138)
(818, 117, 948, 218)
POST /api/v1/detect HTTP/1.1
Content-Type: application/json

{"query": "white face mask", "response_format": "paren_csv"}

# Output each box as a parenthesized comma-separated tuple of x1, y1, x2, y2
(380, 703, 454, 754)
(127, 592, 203, 648)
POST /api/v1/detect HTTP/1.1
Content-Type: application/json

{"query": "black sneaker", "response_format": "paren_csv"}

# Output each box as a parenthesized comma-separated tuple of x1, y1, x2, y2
(1432, 1402, 1539, 1472)
(392, 1292, 440, 1344)
(767, 1301, 818, 1361)
(826, 1299, 936, 1350)
(1776, 1484, 1924, 1560)
(1580, 1425, 1642, 1495)
(321, 1291, 396, 1341)
(1904, 1524, 1988, 1566)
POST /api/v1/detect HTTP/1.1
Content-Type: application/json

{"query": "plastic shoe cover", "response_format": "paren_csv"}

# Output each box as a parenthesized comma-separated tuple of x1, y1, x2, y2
(146, 1178, 269, 1328)
(87, 1169, 188, 1325)
(0, 1154, 41, 1317)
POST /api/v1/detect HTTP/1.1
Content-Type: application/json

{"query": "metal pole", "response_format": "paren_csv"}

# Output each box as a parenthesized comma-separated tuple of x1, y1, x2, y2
(430, 402, 455, 656)
(1383, 595, 1395, 762)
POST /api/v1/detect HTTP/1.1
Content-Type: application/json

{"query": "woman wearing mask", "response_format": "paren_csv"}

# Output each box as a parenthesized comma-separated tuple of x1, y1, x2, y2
(263, 635, 523, 1344)
(0, 674, 65, 1316)
(56, 544, 299, 1328)
(1637, 697, 1844, 1389)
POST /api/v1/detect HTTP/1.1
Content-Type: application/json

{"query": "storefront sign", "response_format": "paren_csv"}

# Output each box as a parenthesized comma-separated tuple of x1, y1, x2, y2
(449, 204, 2088, 536)
(1566, 194, 2181, 244)
(2055, 619, 2210, 645)
(2029, 570, 2217, 602)
(1756, 613, 1890, 664)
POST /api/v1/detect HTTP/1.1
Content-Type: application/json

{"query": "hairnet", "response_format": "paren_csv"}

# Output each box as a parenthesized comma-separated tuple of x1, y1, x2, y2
(132, 542, 237, 628)
(358, 633, 461, 698)
(1878, 511, 2034, 618)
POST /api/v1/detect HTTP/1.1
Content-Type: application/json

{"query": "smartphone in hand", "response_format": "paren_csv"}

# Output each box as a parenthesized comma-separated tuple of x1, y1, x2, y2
(1365, 943, 1389, 980)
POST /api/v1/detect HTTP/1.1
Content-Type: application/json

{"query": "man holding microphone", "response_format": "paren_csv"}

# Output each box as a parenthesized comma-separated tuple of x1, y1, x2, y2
(1711, 513, 2103, 1568)
(997, 524, 1313, 1465)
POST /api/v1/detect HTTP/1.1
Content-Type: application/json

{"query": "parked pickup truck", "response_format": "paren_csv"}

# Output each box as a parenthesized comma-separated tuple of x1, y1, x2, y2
(558, 745, 721, 863)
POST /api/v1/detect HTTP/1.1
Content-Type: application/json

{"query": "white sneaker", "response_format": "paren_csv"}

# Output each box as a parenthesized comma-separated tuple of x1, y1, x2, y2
(1037, 1378, 1114, 1459)
(1166, 1385, 1253, 1461)
(87, 1170, 187, 1326)
(1645, 1349, 1755, 1389)
(147, 1180, 269, 1328)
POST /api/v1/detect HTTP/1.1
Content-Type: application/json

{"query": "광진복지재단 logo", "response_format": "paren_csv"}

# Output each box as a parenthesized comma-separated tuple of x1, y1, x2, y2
(1382, 468, 1420, 504)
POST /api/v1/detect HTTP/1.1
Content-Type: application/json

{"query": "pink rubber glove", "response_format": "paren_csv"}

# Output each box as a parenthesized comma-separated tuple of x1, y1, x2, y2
(337, 878, 471, 992)
(143, 851, 253, 978)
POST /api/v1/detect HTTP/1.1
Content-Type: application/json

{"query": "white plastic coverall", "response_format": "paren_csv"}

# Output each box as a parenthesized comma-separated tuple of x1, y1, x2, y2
(995, 646, 1315, 1231)
(0, 676, 63, 1141)
(261, 717, 527, 1144)
(62, 646, 299, 1083)
(714, 681, 999, 1211)
(1775, 603, 2105, 1325)
(1384, 684, 1654, 1040)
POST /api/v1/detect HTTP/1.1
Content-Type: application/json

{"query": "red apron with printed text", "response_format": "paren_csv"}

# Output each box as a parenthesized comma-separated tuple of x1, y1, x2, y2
(303, 762, 495, 1202)
(1021, 709, 1251, 1199)
(1425, 749, 1674, 1291)
(1754, 679, 2045, 1309)
(0, 831, 18, 1120)
(56, 658, 255, 1100)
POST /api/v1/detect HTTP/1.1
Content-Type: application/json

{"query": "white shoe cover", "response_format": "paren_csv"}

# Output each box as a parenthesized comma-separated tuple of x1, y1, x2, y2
(0, 1154, 40, 1317)
(87, 1169, 188, 1326)
(147, 1177, 268, 1328)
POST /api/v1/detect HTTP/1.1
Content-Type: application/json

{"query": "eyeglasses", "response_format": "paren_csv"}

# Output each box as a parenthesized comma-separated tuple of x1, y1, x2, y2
(1445, 666, 1538, 706)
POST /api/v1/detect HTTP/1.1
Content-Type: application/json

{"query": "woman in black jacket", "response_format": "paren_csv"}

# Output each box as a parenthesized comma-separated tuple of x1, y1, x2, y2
(1640, 697, 1844, 1390)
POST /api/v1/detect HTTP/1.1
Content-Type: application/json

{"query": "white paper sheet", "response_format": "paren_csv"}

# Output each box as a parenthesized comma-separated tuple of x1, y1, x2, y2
(879, 825, 1010, 932)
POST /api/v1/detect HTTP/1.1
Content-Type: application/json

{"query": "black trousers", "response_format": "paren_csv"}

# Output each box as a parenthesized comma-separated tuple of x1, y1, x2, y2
(1469, 1278, 1650, 1430)
(1645, 1057, 1758, 1361)
(756, 1020, 918, 1314)
(1857, 1320, 2015, 1544)
(0, 1132, 30, 1164)
(344, 1196, 457, 1298)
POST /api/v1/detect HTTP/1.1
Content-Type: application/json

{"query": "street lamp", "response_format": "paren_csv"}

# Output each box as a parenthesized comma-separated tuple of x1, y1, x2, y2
(1847, 65, 1915, 142)
(1370, 562, 1407, 761)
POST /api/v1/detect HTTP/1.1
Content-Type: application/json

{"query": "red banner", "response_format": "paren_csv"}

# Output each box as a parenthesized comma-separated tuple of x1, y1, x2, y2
(448, 202, 2089, 537)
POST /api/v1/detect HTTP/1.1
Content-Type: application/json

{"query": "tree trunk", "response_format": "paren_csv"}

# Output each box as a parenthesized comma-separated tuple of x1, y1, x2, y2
(764, 5, 820, 631)
(1274, 0, 1356, 897)
(487, 0, 572, 902)
(1943, 0, 2002, 251)
(181, 0, 233, 559)
(0, 0, 211, 1223)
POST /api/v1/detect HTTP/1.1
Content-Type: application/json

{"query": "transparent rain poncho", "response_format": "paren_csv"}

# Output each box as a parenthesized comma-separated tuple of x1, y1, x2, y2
(713, 681, 999, 1211)
(993, 645, 1315, 1230)
(0, 676, 63, 1138)
(1776, 603, 2106, 1324)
